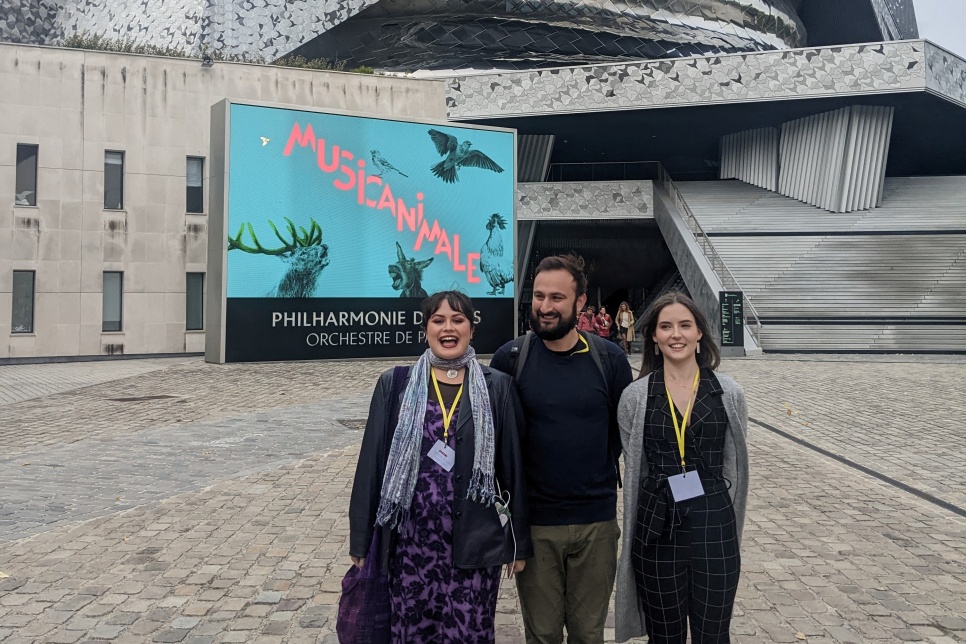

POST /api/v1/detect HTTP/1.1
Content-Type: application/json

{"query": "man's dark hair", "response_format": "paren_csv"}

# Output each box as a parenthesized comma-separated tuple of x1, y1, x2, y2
(534, 254, 588, 298)
(638, 291, 720, 377)
(420, 290, 477, 330)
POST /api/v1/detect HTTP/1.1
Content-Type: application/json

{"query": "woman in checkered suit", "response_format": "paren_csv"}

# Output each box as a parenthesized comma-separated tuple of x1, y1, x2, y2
(614, 292, 749, 643)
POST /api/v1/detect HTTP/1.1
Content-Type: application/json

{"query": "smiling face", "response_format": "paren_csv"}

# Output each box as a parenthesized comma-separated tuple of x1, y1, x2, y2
(530, 268, 586, 341)
(426, 300, 473, 360)
(653, 302, 703, 366)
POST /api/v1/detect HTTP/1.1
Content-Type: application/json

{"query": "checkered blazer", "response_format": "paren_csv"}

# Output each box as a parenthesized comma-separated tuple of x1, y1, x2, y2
(614, 370, 749, 643)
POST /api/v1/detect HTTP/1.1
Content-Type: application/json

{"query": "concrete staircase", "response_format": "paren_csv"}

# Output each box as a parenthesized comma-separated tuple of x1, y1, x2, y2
(674, 178, 966, 352)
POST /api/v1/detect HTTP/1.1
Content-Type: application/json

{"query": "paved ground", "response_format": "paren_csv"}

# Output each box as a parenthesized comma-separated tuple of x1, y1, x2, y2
(1, 354, 965, 643)
(0, 359, 194, 407)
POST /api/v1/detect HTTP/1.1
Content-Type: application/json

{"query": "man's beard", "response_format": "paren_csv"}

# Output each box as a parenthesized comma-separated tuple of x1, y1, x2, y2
(531, 302, 578, 341)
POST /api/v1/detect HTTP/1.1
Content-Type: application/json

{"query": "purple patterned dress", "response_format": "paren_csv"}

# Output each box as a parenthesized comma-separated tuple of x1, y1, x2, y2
(388, 401, 502, 643)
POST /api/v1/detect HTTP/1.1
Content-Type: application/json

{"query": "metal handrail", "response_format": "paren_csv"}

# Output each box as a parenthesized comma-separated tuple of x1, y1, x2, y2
(654, 164, 763, 345)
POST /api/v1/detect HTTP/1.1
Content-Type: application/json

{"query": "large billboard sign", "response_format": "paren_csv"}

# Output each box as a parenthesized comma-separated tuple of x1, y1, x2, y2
(206, 101, 516, 363)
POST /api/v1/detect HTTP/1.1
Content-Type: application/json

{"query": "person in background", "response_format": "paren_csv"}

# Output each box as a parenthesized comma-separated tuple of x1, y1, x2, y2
(595, 305, 613, 340)
(616, 301, 635, 355)
(491, 255, 632, 644)
(614, 291, 749, 644)
(577, 305, 597, 333)
(349, 291, 531, 643)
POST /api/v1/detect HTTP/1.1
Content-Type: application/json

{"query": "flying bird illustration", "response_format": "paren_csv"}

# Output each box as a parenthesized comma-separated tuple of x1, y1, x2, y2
(260, 137, 270, 146)
(479, 213, 513, 296)
(427, 129, 504, 184)
(371, 149, 408, 177)
(15, 191, 33, 206)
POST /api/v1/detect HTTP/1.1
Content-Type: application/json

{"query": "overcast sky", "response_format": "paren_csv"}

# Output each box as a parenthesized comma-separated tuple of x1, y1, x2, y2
(914, 0, 966, 57)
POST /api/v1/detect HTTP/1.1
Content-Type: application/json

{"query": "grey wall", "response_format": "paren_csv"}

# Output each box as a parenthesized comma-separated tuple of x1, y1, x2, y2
(0, 43, 445, 359)
(517, 181, 653, 220)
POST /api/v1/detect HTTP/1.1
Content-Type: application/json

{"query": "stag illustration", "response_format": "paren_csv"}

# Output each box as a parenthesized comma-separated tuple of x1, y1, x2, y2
(389, 242, 433, 298)
(480, 213, 513, 295)
(228, 218, 329, 298)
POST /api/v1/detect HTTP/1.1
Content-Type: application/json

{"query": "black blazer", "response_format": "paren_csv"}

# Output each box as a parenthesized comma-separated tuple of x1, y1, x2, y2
(349, 364, 533, 568)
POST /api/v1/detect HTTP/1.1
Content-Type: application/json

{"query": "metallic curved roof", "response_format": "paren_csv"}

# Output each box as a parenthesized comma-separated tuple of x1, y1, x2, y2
(291, 0, 919, 72)
(0, 0, 920, 73)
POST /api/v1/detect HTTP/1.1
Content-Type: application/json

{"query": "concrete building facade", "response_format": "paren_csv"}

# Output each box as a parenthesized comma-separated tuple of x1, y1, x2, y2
(0, 43, 445, 360)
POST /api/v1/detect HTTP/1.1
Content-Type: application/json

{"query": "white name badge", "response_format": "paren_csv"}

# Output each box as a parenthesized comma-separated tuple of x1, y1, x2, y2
(428, 440, 456, 471)
(667, 471, 705, 502)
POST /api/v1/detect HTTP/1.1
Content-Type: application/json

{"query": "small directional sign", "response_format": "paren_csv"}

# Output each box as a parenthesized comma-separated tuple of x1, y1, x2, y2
(720, 291, 744, 347)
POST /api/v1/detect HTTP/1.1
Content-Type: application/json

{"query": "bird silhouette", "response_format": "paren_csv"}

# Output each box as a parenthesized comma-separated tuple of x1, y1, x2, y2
(370, 149, 408, 177)
(427, 129, 504, 184)
(15, 190, 33, 206)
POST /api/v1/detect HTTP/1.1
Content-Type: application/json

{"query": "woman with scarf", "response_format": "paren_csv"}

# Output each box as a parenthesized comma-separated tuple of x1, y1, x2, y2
(614, 292, 748, 643)
(349, 291, 531, 643)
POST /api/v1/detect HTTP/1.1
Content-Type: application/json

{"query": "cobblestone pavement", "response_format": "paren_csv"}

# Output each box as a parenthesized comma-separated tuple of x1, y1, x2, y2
(721, 354, 966, 511)
(0, 359, 193, 407)
(1, 355, 965, 643)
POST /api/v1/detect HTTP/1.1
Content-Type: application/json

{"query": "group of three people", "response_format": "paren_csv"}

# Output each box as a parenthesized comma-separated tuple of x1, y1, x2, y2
(577, 303, 636, 354)
(349, 253, 749, 643)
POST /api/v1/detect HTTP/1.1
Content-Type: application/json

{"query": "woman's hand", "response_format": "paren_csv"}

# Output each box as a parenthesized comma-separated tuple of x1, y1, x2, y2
(351, 556, 365, 569)
(505, 559, 526, 578)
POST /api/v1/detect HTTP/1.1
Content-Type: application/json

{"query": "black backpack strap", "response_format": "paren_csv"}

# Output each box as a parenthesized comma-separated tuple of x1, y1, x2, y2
(506, 332, 533, 381)
(583, 332, 609, 382)
(583, 333, 623, 488)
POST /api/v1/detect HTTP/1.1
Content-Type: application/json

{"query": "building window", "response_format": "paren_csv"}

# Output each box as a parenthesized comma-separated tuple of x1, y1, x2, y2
(186, 156, 205, 214)
(104, 151, 124, 210)
(11, 270, 35, 333)
(15, 144, 38, 206)
(186, 272, 204, 331)
(102, 271, 123, 332)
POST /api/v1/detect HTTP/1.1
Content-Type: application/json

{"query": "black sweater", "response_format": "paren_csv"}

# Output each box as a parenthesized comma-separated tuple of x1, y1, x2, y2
(491, 335, 632, 525)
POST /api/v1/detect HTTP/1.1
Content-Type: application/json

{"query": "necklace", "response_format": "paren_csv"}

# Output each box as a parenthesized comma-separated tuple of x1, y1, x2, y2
(665, 372, 699, 388)
(445, 368, 459, 379)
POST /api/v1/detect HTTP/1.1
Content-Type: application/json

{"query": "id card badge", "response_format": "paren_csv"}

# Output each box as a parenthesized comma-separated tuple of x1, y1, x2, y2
(667, 471, 705, 502)
(428, 440, 456, 471)
(494, 500, 510, 527)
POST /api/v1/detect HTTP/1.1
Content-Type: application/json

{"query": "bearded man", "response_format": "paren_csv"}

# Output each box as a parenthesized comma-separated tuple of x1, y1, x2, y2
(490, 254, 632, 644)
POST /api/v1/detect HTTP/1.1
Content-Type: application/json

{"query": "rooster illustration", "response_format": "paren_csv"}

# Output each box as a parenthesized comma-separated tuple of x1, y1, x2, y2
(479, 213, 513, 296)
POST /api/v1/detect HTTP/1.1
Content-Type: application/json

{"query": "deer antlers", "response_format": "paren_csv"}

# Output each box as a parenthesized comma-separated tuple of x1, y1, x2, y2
(228, 218, 323, 256)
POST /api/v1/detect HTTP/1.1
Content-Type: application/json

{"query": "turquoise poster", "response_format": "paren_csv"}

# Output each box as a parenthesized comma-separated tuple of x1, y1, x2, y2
(222, 103, 516, 361)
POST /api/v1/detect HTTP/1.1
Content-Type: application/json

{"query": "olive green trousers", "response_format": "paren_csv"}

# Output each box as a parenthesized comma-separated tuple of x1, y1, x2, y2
(515, 519, 620, 644)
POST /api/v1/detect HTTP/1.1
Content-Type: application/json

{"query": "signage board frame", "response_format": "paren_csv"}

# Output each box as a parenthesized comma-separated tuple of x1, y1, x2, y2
(205, 99, 517, 363)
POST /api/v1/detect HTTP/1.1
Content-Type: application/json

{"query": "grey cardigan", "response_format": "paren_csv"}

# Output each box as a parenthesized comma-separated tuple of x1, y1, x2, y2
(614, 372, 749, 643)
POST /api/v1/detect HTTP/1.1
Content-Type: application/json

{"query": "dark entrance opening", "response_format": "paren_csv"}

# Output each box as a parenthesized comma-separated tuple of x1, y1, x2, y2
(517, 219, 678, 335)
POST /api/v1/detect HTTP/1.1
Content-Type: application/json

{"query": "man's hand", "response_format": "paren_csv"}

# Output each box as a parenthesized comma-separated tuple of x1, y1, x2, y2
(351, 556, 365, 569)
(505, 559, 526, 578)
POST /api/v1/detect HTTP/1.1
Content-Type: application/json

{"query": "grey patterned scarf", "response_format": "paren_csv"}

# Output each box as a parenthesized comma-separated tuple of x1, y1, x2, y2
(375, 347, 496, 528)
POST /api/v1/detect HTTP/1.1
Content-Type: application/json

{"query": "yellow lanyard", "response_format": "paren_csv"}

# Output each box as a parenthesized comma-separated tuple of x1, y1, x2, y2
(665, 370, 700, 470)
(431, 369, 464, 442)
